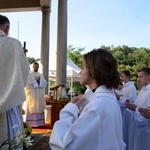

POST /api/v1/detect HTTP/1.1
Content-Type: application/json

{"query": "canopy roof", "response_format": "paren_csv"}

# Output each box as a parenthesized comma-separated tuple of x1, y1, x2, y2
(48, 54, 81, 81)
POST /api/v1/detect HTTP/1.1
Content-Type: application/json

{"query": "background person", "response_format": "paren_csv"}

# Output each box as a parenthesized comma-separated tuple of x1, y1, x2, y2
(23, 62, 47, 127)
(115, 70, 137, 150)
(116, 70, 137, 106)
(0, 15, 30, 149)
(126, 66, 150, 150)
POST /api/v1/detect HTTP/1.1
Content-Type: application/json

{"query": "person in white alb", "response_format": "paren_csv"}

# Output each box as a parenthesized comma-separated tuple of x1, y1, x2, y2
(49, 49, 126, 150)
(0, 15, 30, 150)
(115, 70, 137, 150)
(126, 66, 150, 150)
(23, 62, 47, 127)
(139, 107, 150, 150)
(115, 70, 137, 112)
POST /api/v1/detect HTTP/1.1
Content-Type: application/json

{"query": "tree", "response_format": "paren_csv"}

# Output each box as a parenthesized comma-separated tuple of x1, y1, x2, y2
(67, 44, 86, 93)
(99, 45, 150, 88)
(100, 45, 111, 52)
(67, 44, 85, 67)
(111, 45, 150, 88)
(27, 57, 40, 64)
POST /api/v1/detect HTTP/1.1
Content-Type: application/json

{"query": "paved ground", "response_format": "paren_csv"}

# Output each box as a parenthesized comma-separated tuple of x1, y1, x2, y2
(27, 131, 51, 150)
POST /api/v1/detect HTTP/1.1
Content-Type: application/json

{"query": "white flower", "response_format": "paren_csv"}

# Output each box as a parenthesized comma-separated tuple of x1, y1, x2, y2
(23, 136, 34, 147)
(0, 124, 33, 150)
(14, 134, 23, 146)
(15, 130, 21, 137)
(12, 124, 19, 130)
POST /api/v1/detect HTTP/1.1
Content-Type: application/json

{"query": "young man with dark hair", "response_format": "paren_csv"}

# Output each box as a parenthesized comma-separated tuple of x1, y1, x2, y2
(126, 67, 150, 150)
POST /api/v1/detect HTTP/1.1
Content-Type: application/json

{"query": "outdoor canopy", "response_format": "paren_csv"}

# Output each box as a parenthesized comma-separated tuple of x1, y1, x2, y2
(49, 53, 81, 81)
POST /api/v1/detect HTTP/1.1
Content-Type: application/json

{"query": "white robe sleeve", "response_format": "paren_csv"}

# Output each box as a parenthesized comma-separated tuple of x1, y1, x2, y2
(31, 80, 39, 88)
(49, 103, 100, 150)
(26, 73, 47, 89)
(39, 74, 47, 88)
(118, 96, 128, 107)
(134, 107, 149, 126)
(119, 84, 136, 106)
(26, 78, 38, 88)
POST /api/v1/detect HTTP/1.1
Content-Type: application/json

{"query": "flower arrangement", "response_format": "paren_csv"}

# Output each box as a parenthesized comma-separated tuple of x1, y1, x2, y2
(44, 94, 51, 104)
(0, 123, 33, 150)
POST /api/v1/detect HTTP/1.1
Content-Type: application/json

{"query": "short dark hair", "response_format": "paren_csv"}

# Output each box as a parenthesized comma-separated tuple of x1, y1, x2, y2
(121, 70, 130, 78)
(137, 67, 150, 75)
(0, 15, 10, 26)
(33, 62, 39, 66)
(83, 49, 120, 89)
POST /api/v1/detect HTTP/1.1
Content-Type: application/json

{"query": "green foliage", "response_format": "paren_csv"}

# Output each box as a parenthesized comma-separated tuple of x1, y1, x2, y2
(104, 45, 150, 88)
(0, 124, 33, 150)
(100, 45, 111, 52)
(66, 44, 86, 93)
(51, 44, 150, 92)
(67, 44, 85, 67)
(27, 57, 40, 64)
(50, 81, 56, 89)
(73, 82, 86, 94)
(23, 122, 32, 136)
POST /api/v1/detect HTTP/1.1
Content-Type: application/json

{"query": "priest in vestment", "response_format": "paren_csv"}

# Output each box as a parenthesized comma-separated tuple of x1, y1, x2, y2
(23, 62, 47, 127)
(0, 15, 30, 149)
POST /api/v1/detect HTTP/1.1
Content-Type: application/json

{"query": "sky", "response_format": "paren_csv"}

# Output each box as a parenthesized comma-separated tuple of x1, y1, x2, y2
(1, 0, 150, 58)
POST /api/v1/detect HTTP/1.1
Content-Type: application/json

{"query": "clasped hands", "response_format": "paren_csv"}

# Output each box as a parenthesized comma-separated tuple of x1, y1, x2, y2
(139, 108, 150, 119)
(125, 100, 150, 118)
(125, 100, 136, 111)
(71, 95, 85, 108)
(35, 76, 40, 81)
